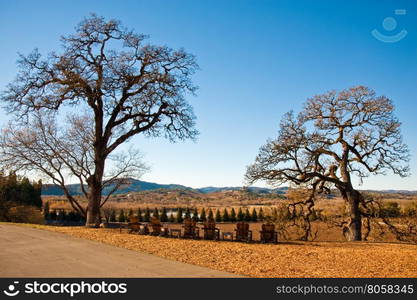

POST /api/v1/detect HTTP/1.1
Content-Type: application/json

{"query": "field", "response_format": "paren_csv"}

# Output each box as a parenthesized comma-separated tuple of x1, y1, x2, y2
(43, 189, 417, 211)
(43, 189, 417, 243)
(25, 224, 417, 278)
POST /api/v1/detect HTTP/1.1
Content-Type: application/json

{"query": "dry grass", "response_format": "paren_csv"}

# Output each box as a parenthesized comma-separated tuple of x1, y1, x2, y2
(24, 224, 417, 278)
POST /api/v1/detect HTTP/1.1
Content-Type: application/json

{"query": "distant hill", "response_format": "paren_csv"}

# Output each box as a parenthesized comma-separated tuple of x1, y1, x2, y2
(363, 189, 417, 195)
(41, 178, 416, 196)
(196, 186, 288, 194)
(41, 178, 287, 196)
(42, 179, 192, 196)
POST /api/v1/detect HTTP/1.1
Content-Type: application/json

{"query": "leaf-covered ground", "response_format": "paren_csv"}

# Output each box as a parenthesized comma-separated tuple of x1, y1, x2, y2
(28, 225, 417, 277)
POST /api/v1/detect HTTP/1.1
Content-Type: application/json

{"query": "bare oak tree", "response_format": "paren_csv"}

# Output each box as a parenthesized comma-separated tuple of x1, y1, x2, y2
(0, 111, 148, 219)
(0, 15, 198, 226)
(245, 86, 409, 241)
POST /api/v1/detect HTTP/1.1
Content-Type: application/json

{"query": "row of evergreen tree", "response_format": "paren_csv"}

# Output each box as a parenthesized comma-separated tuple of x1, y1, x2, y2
(0, 172, 42, 208)
(107, 207, 266, 223)
(0, 172, 43, 222)
(43, 202, 85, 222)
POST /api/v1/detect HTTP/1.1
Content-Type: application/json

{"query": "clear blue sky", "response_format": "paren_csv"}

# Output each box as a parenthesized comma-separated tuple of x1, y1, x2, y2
(0, 0, 416, 190)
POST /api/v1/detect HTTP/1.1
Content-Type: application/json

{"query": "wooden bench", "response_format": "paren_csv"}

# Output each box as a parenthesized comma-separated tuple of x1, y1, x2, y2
(260, 223, 278, 243)
(127, 216, 141, 234)
(182, 217, 200, 239)
(234, 222, 252, 242)
(150, 217, 169, 237)
(202, 218, 220, 240)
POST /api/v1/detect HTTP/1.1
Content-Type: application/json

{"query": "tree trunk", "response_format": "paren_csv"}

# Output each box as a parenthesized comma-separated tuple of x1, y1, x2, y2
(86, 182, 102, 227)
(86, 136, 106, 227)
(342, 188, 362, 241)
(85, 158, 105, 227)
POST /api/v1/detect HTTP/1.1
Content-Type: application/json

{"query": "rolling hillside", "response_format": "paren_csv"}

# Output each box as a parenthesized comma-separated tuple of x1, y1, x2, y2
(41, 178, 288, 196)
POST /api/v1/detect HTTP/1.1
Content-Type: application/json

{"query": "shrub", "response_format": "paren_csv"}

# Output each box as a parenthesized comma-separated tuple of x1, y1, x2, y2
(184, 207, 191, 219)
(200, 208, 207, 222)
(67, 211, 76, 221)
(43, 201, 50, 220)
(127, 209, 134, 220)
(153, 207, 160, 220)
(118, 210, 126, 222)
(58, 209, 66, 221)
(222, 208, 230, 222)
(230, 208, 237, 222)
(160, 207, 168, 222)
(49, 209, 57, 221)
(251, 208, 258, 222)
(176, 207, 183, 223)
(136, 208, 143, 221)
(258, 207, 264, 221)
(168, 212, 175, 223)
(237, 208, 244, 221)
(144, 207, 151, 222)
(6, 205, 44, 224)
(192, 207, 199, 222)
(403, 202, 417, 217)
(215, 209, 222, 222)
(208, 208, 214, 221)
(109, 209, 116, 222)
(244, 208, 252, 222)
(379, 201, 401, 218)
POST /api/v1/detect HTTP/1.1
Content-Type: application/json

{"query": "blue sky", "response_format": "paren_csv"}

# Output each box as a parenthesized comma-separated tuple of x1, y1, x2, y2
(0, 0, 416, 190)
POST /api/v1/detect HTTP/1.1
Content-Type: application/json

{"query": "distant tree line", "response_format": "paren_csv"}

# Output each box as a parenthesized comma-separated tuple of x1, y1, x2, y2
(103, 207, 267, 223)
(0, 171, 43, 222)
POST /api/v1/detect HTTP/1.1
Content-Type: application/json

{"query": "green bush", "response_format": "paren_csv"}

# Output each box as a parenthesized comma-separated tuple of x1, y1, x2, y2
(208, 208, 214, 221)
(144, 207, 151, 222)
(136, 208, 143, 221)
(230, 208, 237, 222)
(0, 173, 43, 223)
(109, 209, 116, 222)
(58, 209, 66, 221)
(43, 201, 50, 220)
(127, 209, 134, 220)
(215, 209, 222, 222)
(222, 208, 230, 222)
(160, 207, 168, 222)
(244, 208, 251, 222)
(169, 212, 175, 223)
(49, 209, 57, 221)
(118, 209, 126, 222)
(237, 208, 244, 221)
(176, 207, 183, 223)
(184, 207, 191, 219)
(192, 207, 199, 222)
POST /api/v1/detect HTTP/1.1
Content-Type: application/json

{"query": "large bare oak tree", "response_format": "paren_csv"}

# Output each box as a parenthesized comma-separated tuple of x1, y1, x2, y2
(0, 15, 198, 227)
(0, 111, 148, 220)
(245, 86, 409, 241)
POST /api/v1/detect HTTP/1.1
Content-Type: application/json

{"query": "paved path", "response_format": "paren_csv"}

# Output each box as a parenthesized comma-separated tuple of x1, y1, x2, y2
(0, 224, 239, 277)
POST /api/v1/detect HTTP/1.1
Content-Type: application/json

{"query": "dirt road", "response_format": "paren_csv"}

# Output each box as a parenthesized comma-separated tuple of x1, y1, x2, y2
(0, 224, 238, 277)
